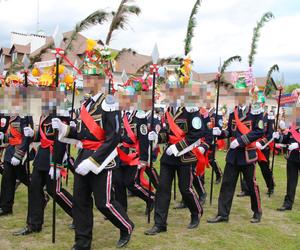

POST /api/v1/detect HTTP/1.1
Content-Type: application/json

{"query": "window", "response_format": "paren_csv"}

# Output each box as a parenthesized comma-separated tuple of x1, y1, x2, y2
(12, 52, 17, 62)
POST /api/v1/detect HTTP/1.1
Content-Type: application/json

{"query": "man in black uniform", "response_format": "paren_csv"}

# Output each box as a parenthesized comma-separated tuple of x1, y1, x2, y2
(274, 105, 300, 211)
(0, 113, 10, 174)
(207, 80, 264, 223)
(206, 107, 223, 184)
(239, 107, 275, 196)
(13, 89, 73, 235)
(53, 75, 134, 249)
(145, 86, 208, 235)
(115, 108, 154, 212)
(0, 88, 33, 216)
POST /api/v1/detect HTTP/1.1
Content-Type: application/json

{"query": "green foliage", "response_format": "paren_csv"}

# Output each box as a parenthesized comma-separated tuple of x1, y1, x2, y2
(284, 83, 300, 94)
(105, 0, 141, 46)
(265, 64, 279, 96)
(65, 10, 110, 54)
(184, 0, 201, 56)
(220, 55, 242, 75)
(248, 12, 274, 67)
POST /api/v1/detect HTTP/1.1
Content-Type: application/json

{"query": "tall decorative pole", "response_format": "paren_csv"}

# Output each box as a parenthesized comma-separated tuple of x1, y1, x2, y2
(270, 75, 283, 174)
(51, 25, 64, 244)
(22, 54, 31, 191)
(147, 44, 159, 223)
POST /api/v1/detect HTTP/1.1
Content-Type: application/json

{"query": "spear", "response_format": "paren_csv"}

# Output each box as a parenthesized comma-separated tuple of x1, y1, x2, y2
(270, 74, 283, 175)
(22, 54, 31, 190)
(147, 44, 159, 223)
(210, 56, 242, 205)
(66, 60, 78, 187)
(51, 25, 64, 244)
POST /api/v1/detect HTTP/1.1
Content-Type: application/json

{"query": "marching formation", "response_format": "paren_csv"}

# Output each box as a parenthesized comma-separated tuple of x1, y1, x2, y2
(0, 1, 299, 250)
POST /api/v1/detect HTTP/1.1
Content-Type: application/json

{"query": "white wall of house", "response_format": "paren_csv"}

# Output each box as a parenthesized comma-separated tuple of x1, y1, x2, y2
(10, 32, 46, 53)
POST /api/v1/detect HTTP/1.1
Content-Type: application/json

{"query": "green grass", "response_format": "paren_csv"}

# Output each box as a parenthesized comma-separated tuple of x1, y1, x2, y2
(0, 151, 300, 250)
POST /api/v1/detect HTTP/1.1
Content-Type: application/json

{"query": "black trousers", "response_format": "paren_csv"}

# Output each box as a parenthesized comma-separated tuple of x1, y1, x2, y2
(154, 162, 202, 228)
(218, 162, 262, 217)
(26, 167, 73, 231)
(283, 160, 300, 208)
(209, 158, 223, 179)
(241, 160, 274, 193)
(0, 161, 29, 212)
(193, 174, 206, 198)
(73, 169, 134, 249)
(145, 166, 159, 189)
(114, 165, 155, 211)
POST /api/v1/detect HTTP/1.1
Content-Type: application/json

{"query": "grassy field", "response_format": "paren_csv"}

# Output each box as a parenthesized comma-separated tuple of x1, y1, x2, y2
(0, 151, 300, 250)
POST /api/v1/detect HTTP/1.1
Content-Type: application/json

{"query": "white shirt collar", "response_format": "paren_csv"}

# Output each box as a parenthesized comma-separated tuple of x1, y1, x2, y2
(238, 104, 246, 112)
(91, 92, 102, 103)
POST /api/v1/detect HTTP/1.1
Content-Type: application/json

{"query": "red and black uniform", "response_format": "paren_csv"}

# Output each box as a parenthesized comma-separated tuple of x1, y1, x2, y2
(276, 125, 300, 209)
(146, 114, 160, 189)
(153, 107, 206, 230)
(215, 105, 264, 218)
(64, 93, 133, 250)
(241, 112, 275, 194)
(0, 113, 10, 174)
(26, 114, 73, 232)
(206, 110, 223, 181)
(114, 110, 155, 212)
(0, 115, 32, 213)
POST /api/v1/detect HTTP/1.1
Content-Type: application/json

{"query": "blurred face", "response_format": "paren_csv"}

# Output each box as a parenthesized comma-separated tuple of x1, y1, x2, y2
(83, 76, 106, 95)
(235, 92, 248, 106)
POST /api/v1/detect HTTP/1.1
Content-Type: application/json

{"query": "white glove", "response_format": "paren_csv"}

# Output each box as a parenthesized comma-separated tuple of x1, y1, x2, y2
(148, 131, 158, 141)
(279, 120, 286, 130)
(51, 118, 64, 132)
(70, 121, 76, 128)
(11, 157, 21, 166)
(166, 144, 179, 156)
(138, 161, 147, 169)
(75, 158, 99, 176)
(272, 132, 280, 140)
(212, 127, 222, 136)
(0, 132, 4, 141)
(288, 142, 299, 151)
(230, 139, 239, 149)
(198, 146, 205, 154)
(23, 127, 34, 137)
(49, 166, 61, 180)
(256, 141, 263, 150)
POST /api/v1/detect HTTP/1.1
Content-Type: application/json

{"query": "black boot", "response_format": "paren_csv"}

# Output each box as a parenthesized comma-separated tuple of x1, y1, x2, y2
(200, 192, 207, 205)
(236, 191, 249, 197)
(215, 175, 222, 184)
(13, 226, 41, 236)
(173, 200, 187, 209)
(187, 215, 200, 229)
(266, 188, 274, 196)
(250, 212, 262, 223)
(277, 205, 292, 211)
(207, 215, 229, 223)
(117, 230, 133, 248)
(145, 200, 154, 215)
(0, 208, 12, 216)
(144, 225, 167, 235)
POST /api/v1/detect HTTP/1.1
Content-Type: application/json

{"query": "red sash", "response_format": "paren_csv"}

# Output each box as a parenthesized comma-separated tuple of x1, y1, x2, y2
(166, 111, 208, 176)
(117, 115, 140, 166)
(80, 104, 105, 141)
(40, 125, 54, 152)
(8, 125, 22, 145)
(290, 124, 300, 145)
(79, 104, 105, 150)
(234, 108, 267, 162)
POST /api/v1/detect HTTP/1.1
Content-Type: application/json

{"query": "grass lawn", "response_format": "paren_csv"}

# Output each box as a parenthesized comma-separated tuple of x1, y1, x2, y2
(0, 150, 300, 250)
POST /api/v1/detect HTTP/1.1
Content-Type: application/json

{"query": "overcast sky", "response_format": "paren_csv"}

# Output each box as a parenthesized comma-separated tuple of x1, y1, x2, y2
(0, 0, 299, 84)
